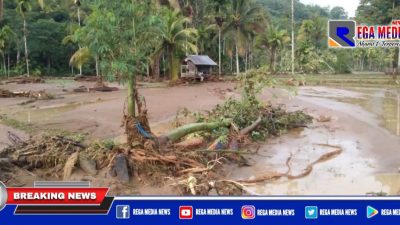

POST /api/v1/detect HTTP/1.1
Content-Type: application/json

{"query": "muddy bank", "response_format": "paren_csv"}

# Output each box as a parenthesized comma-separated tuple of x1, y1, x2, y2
(0, 81, 235, 141)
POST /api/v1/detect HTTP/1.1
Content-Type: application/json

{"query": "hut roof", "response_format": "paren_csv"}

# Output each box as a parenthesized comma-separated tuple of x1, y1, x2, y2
(185, 55, 218, 66)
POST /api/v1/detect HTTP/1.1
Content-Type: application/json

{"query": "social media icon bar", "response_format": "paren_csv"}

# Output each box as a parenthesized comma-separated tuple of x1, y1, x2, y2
(367, 206, 379, 219)
(116, 205, 130, 219)
(305, 206, 318, 219)
(241, 205, 256, 219)
(179, 206, 193, 219)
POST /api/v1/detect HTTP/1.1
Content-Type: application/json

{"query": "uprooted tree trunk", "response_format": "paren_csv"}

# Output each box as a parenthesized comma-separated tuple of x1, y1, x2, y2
(157, 120, 231, 146)
(125, 74, 152, 147)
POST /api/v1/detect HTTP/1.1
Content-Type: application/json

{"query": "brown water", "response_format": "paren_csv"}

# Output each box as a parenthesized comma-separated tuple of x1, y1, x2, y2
(229, 86, 400, 196)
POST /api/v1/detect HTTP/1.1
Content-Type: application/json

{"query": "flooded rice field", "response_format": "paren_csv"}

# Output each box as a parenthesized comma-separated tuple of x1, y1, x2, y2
(229, 85, 400, 195)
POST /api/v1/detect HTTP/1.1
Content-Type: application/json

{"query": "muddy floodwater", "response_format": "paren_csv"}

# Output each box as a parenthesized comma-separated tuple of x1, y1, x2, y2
(1, 81, 400, 195)
(229, 86, 400, 195)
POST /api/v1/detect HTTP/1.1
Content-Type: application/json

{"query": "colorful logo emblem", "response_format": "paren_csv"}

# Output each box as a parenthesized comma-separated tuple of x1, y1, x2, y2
(367, 206, 379, 219)
(329, 20, 356, 48)
(241, 205, 256, 219)
(305, 206, 318, 219)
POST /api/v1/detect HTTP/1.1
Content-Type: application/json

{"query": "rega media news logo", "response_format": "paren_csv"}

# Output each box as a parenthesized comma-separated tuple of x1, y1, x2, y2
(328, 20, 356, 48)
(329, 20, 400, 48)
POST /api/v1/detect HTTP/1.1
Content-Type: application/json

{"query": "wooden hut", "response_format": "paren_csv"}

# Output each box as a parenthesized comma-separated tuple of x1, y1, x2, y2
(181, 55, 218, 79)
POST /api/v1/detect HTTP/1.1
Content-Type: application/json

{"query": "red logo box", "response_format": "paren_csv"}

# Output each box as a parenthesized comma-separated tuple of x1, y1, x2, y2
(179, 206, 193, 219)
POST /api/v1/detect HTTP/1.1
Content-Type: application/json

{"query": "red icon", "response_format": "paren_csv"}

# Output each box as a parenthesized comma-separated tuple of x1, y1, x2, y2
(179, 206, 193, 219)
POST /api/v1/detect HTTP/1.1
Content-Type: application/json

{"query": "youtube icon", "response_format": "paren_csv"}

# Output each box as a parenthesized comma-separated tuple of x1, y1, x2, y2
(179, 206, 193, 220)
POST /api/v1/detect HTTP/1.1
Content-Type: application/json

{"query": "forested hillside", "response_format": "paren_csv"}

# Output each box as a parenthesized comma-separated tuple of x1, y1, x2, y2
(0, 0, 399, 78)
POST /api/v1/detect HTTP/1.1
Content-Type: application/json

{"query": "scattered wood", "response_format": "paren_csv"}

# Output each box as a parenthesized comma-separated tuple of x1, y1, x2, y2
(7, 131, 25, 146)
(89, 86, 119, 92)
(238, 144, 343, 184)
(74, 75, 98, 82)
(174, 137, 205, 150)
(5, 76, 44, 84)
(63, 152, 79, 180)
(73, 86, 88, 93)
(239, 117, 263, 136)
(0, 88, 54, 99)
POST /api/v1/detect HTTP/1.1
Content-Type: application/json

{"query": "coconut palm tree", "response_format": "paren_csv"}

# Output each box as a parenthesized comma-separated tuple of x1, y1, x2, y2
(222, 0, 264, 75)
(0, 25, 16, 77)
(16, 0, 45, 77)
(257, 26, 290, 73)
(153, 10, 197, 81)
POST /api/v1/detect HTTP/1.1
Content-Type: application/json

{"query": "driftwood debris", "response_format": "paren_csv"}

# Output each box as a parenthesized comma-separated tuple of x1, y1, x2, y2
(5, 76, 44, 84)
(74, 75, 98, 82)
(63, 152, 80, 180)
(239, 144, 343, 184)
(0, 88, 53, 99)
(239, 117, 263, 136)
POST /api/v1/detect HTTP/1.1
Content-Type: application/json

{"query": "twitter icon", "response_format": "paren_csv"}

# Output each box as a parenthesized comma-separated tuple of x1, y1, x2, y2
(305, 206, 318, 219)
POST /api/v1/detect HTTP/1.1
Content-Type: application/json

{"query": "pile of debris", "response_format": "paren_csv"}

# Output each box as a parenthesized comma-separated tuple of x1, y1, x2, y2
(5, 76, 44, 84)
(74, 75, 98, 82)
(0, 88, 54, 99)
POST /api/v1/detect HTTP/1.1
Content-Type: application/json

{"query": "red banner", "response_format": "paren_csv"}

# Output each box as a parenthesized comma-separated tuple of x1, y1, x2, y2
(6, 187, 108, 205)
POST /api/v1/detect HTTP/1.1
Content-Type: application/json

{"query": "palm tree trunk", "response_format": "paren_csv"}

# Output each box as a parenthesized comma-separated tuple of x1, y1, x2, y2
(95, 55, 99, 77)
(235, 44, 239, 75)
(127, 74, 136, 117)
(270, 49, 276, 73)
(2, 53, 5, 76)
(0, 0, 3, 21)
(7, 53, 10, 78)
(78, 6, 82, 76)
(218, 28, 221, 76)
(23, 19, 30, 77)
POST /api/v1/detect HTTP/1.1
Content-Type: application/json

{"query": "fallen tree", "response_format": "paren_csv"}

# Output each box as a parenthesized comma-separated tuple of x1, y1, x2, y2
(157, 120, 231, 145)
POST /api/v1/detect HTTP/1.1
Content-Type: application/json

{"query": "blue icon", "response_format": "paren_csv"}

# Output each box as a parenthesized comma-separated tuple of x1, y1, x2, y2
(305, 206, 318, 219)
(116, 205, 130, 219)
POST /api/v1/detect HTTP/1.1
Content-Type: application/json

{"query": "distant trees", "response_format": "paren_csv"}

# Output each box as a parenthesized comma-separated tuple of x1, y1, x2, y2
(154, 10, 198, 81)
(222, 0, 265, 75)
(256, 25, 289, 73)
(330, 6, 348, 19)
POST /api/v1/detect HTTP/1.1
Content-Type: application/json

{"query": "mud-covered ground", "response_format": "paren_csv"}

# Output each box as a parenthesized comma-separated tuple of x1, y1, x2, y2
(1, 78, 399, 195)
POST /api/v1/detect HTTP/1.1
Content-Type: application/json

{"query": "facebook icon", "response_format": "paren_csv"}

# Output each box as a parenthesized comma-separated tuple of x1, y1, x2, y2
(116, 205, 130, 219)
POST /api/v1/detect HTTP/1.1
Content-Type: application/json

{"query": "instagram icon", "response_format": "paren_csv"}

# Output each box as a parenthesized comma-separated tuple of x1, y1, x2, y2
(241, 205, 256, 219)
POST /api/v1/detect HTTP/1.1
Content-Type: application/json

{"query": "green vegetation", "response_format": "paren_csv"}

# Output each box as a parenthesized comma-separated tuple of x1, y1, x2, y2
(1, 0, 399, 78)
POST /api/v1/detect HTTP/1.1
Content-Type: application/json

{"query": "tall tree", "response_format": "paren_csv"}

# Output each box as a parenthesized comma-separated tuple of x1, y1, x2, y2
(0, 25, 16, 77)
(78, 0, 162, 145)
(222, 0, 265, 75)
(15, 0, 45, 77)
(256, 25, 290, 73)
(153, 9, 198, 81)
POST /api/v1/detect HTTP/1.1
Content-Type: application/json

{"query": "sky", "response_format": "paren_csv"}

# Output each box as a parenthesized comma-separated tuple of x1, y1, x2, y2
(300, 0, 359, 17)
